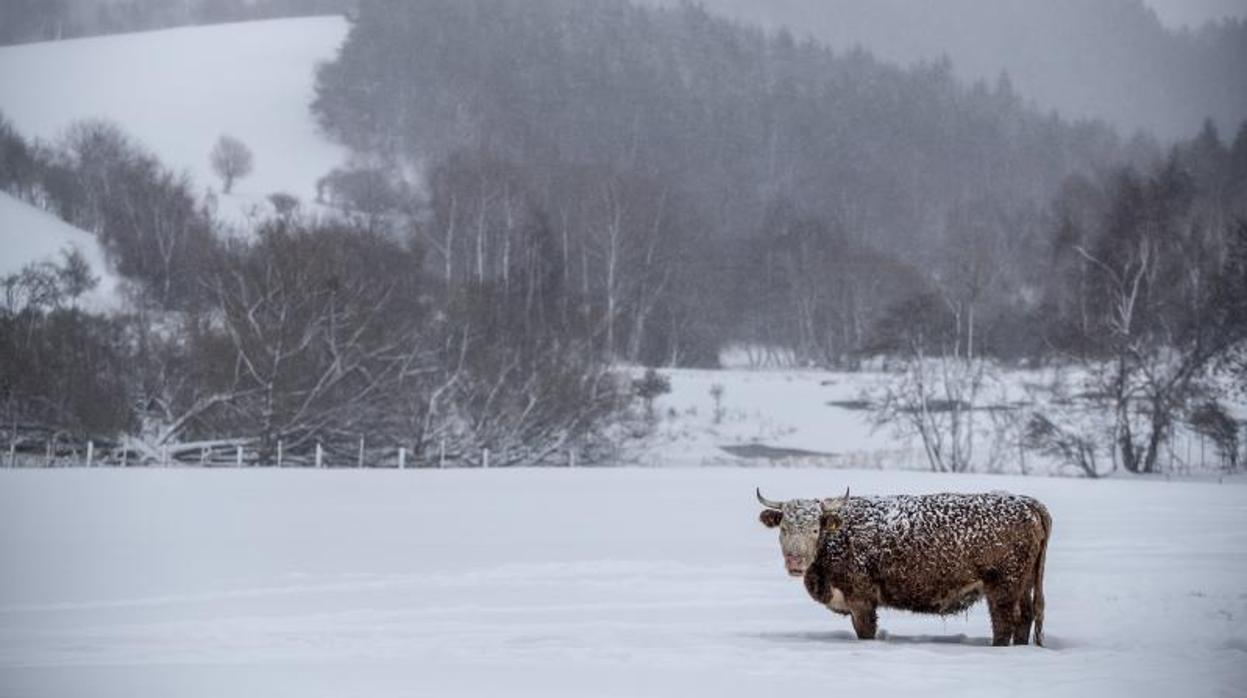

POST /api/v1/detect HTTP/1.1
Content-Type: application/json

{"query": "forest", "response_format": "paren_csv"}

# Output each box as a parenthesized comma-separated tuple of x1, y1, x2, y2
(644, 0, 1247, 140)
(1, 0, 1244, 471)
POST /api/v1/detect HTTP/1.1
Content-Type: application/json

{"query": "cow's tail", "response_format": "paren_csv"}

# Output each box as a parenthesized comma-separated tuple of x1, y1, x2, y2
(1028, 499, 1052, 647)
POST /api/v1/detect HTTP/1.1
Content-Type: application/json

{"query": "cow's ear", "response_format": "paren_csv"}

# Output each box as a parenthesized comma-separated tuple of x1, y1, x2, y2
(821, 511, 843, 533)
(759, 509, 783, 528)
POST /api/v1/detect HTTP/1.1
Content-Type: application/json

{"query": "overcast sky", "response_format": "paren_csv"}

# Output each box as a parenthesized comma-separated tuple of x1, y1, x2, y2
(1146, 0, 1247, 28)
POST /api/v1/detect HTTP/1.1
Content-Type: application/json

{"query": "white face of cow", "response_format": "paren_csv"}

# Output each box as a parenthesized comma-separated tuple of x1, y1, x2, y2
(757, 489, 848, 577)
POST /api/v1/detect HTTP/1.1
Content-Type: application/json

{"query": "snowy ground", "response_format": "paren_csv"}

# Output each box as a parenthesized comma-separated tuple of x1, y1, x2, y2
(639, 366, 1245, 476)
(639, 368, 911, 469)
(0, 17, 350, 227)
(0, 191, 123, 311)
(1, 468, 1244, 697)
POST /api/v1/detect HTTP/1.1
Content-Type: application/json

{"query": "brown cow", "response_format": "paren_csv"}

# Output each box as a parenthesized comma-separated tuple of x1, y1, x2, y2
(758, 488, 1051, 646)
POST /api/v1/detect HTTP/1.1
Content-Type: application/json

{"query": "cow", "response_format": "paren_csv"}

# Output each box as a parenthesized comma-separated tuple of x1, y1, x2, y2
(757, 488, 1051, 647)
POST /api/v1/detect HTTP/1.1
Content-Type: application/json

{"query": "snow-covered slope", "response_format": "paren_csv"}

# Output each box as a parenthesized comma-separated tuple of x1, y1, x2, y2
(0, 17, 350, 225)
(0, 192, 122, 311)
(0, 468, 1243, 697)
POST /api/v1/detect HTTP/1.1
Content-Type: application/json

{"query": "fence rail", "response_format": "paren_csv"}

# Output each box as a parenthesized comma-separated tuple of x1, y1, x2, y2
(1, 436, 587, 470)
(3, 427, 1239, 474)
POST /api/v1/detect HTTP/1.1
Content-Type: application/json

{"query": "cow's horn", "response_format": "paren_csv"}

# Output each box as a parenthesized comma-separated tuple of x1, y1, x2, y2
(756, 488, 784, 510)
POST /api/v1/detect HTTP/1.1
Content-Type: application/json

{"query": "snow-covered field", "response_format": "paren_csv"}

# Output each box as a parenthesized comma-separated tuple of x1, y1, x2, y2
(0, 191, 123, 311)
(1, 468, 1244, 697)
(641, 368, 909, 468)
(0, 17, 350, 226)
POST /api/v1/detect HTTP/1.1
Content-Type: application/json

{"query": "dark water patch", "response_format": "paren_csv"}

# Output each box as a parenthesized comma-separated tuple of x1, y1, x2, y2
(827, 400, 873, 411)
(720, 444, 836, 460)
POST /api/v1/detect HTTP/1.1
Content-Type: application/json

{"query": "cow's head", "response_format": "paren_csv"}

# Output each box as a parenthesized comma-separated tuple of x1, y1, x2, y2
(757, 488, 850, 577)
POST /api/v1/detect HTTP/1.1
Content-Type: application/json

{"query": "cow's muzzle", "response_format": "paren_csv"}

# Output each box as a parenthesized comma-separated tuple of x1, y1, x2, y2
(784, 555, 808, 577)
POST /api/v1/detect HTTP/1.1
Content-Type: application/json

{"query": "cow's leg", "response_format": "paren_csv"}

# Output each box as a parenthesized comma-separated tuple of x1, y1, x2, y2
(849, 603, 878, 640)
(986, 586, 1020, 647)
(1013, 587, 1035, 645)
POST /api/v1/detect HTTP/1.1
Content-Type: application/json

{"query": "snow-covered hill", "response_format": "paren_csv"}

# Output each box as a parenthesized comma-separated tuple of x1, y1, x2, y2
(0, 17, 350, 226)
(0, 468, 1243, 697)
(0, 192, 123, 311)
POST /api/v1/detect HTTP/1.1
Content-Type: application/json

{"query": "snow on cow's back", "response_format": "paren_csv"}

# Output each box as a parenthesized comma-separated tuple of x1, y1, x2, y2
(845, 492, 1045, 546)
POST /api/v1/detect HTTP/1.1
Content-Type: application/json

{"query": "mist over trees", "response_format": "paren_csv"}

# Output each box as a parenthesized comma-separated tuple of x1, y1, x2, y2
(313, 0, 1142, 366)
(646, 0, 1247, 141)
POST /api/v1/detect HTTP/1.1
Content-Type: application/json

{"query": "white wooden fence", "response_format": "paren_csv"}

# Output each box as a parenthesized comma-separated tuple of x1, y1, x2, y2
(2, 436, 585, 470)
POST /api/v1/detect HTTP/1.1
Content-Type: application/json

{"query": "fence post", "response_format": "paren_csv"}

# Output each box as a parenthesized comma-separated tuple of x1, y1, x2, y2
(162, 445, 170, 468)
(439, 439, 446, 469)
(482, 448, 490, 469)
(316, 443, 324, 469)
(87, 441, 94, 468)
(45, 440, 52, 468)
(398, 447, 407, 470)
(358, 436, 366, 469)
(277, 440, 283, 469)
(236, 444, 244, 468)
(121, 445, 128, 468)
(7, 442, 14, 468)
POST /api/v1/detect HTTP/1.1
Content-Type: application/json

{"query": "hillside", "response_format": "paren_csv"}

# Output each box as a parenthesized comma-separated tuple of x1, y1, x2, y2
(0, 191, 122, 312)
(0, 17, 350, 226)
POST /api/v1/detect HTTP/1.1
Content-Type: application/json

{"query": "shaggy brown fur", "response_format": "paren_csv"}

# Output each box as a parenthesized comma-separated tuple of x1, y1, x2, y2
(760, 492, 1052, 647)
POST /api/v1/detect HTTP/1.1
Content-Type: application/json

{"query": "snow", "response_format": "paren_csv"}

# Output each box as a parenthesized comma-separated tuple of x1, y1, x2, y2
(1, 467, 1244, 697)
(0, 17, 351, 227)
(0, 191, 123, 311)
(638, 368, 905, 468)
(638, 366, 1245, 476)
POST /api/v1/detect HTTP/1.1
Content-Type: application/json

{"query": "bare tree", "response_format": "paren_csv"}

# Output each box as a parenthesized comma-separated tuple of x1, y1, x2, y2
(56, 247, 98, 306)
(868, 289, 1006, 474)
(1047, 165, 1247, 475)
(873, 346, 994, 474)
(210, 135, 254, 194)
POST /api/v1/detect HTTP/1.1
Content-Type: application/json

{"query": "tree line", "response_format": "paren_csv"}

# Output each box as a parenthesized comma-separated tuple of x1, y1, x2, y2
(312, 0, 1191, 367)
(1, 115, 626, 464)
(647, 0, 1247, 141)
